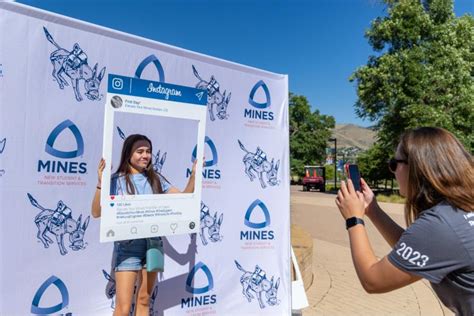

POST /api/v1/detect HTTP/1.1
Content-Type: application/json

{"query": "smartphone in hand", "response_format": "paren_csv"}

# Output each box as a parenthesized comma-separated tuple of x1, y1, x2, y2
(346, 164, 361, 192)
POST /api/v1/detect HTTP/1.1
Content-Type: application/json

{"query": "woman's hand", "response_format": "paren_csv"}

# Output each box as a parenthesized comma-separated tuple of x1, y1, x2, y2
(190, 157, 205, 178)
(190, 159, 198, 178)
(182, 158, 203, 193)
(360, 178, 378, 217)
(335, 179, 365, 220)
(97, 158, 105, 187)
(182, 158, 205, 193)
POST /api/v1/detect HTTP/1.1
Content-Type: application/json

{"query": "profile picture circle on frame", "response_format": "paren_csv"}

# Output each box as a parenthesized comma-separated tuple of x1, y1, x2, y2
(111, 95, 123, 108)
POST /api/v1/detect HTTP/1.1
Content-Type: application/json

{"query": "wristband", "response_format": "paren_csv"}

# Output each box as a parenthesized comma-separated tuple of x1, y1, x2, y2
(346, 217, 364, 230)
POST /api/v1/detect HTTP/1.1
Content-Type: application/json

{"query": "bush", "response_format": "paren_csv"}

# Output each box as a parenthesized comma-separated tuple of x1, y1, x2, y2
(376, 194, 405, 204)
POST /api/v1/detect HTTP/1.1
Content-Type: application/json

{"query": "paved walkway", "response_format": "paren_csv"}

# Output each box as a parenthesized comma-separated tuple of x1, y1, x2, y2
(290, 186, 453, 316)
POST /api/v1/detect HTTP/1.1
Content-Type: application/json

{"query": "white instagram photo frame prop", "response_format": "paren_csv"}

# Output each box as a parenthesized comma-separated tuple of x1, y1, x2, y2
(100, 74, 207, 242)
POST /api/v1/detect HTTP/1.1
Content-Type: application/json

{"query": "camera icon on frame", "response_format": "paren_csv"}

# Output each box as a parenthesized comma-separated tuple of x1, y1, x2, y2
(112, 78, 124, 90)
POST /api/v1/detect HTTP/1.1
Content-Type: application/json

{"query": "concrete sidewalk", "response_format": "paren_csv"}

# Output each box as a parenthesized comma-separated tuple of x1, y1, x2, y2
(290, 186, 453, 316)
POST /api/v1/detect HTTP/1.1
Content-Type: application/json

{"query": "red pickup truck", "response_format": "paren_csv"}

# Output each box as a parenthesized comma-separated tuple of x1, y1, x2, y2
(302, 165, 326, 192)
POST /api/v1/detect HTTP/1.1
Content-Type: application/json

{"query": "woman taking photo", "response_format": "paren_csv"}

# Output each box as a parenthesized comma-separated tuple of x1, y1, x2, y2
(335, 127, 473, 315)
(91, 134, 196, 316)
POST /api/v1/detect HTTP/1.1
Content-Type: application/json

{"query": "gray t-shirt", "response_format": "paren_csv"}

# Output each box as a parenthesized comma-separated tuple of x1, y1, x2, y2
(388, 202, 474, 315)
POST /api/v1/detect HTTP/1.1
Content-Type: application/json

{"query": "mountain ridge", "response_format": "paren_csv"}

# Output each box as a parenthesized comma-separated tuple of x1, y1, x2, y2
(330, 124, 376, 150)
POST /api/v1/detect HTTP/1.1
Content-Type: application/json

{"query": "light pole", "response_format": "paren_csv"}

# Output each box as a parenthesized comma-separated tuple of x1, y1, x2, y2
(329, 138, 337, 189)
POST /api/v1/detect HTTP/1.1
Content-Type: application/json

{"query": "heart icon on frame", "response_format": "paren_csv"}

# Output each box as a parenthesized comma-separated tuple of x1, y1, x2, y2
(110, 196, 115, 200)
(110, 203, 115, 207)
(170, 223, 178, 232)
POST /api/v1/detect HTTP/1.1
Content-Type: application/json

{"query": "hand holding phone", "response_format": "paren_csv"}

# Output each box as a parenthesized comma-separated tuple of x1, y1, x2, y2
(346, 164, 361, 192)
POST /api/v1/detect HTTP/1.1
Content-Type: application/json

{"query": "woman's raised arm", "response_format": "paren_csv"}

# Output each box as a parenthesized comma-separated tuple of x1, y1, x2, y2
(91, 158, 105, 218)
(360, 178, 405, 247)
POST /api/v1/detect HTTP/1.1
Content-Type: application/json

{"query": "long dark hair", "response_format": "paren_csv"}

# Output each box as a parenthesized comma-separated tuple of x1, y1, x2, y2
(398, 127, 473, 225)
(115, 134, 163, 194)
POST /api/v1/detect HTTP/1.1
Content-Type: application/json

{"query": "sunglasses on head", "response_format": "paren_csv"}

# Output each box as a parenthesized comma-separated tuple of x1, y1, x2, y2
(388, 158, 408, 173)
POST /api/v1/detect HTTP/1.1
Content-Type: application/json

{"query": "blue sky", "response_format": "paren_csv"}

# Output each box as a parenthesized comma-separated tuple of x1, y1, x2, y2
(16, 0, 473, 127)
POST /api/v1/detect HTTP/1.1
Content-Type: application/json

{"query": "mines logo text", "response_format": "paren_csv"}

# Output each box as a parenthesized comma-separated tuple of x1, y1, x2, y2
(38, 119, 87, 174)
(244, 80, 273, 121)
(240, 199, 274, 241)
(188, 136, 220, 180)
(31, 275, 72, 315)
(181, 262, 217, 309)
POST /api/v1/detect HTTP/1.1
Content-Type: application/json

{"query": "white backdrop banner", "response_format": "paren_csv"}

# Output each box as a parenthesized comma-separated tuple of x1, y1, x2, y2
(0, 2, 290, 315)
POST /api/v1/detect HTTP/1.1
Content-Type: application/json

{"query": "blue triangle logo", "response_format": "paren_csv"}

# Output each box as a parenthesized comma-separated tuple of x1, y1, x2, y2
(244, 199, 271, 229)
(186, 262, 214, 294)
(192, 136, 218, 167)
(31, 275, 69, 314)
(248, 80, 271, 109)
(135, 54, 165, 82)
(45, 119, 84, 159)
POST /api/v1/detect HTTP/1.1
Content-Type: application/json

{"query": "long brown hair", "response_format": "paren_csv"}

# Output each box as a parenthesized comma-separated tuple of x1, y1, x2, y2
(398, 127, 473, 225)
(115, 134, 163, 194)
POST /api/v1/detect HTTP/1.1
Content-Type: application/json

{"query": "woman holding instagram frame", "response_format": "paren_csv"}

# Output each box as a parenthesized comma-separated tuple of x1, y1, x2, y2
(91, 134, 197, 316)
(335, 127, 473, 314)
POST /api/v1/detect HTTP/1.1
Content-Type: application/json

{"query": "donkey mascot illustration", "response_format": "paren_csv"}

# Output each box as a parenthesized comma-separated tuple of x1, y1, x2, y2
(234, 260, 280, 309)
(199, 202, 223, 246)
(192, 65, 231, 121)
(149, 285, 159, 316)
(43, 27, 106, 102)
(238, 140, 280, 189)
(102, 270, 118, 310)
(117, 127, 167, 173)
(28, 193, 89, 256)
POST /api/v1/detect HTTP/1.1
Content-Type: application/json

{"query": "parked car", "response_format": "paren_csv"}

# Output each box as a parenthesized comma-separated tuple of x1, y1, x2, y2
(302, 165, 325, 192)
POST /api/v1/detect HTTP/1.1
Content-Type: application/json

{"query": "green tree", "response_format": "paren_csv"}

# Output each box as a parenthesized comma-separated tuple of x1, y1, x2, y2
(289, 93, 335, 177)
(357, 143, 393, 186)
(351, 0, 473, 183)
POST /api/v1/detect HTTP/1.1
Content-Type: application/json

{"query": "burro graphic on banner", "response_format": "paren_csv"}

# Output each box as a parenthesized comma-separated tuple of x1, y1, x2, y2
(192, 65, 231, 122)
(43, 26, 106, 102)
(238, 140, 280, 189)
(234, 260, 281, 309)
(100, 74, 207, 242)
(27, 193, 90, 256)
(199, 201, 224, 246)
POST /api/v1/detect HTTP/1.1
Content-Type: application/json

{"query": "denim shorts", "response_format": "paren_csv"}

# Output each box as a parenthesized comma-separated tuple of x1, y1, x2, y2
(113, 237, 163, 272)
